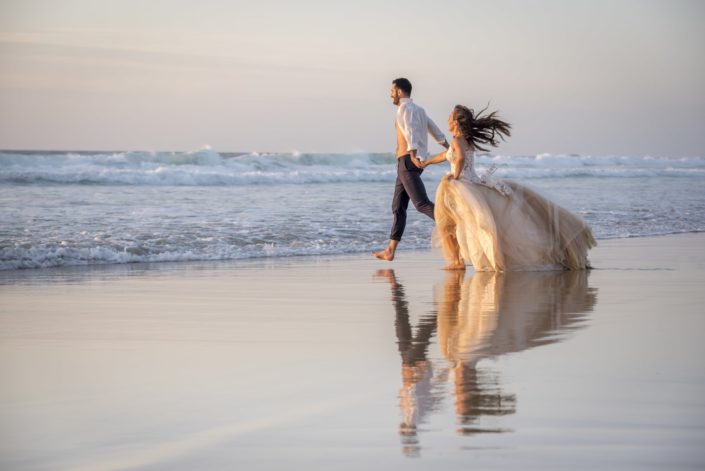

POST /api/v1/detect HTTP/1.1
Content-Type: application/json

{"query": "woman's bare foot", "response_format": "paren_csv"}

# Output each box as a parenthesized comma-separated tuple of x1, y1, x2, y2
(372, 248, 395, 261)
(443, 261, 466, 271)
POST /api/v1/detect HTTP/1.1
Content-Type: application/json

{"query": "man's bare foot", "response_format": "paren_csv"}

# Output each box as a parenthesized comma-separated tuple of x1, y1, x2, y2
(372, 248, 395, 261)
(443, 261, 466, 271)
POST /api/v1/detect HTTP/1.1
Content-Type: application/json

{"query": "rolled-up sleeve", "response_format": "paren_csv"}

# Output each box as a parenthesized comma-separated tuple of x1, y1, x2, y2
(427, 117, 446, 146)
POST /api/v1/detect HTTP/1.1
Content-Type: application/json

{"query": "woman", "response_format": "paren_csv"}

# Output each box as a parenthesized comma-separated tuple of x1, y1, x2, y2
(420, 105, 596, 271)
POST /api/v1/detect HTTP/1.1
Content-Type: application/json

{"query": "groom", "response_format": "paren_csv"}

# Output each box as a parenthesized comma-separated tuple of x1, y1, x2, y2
(373, 78, 449, 261)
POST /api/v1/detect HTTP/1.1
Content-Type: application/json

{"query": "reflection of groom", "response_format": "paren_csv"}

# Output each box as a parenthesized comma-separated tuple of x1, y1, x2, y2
(373, 77, 448, 262)
(375, 269, 437, 457)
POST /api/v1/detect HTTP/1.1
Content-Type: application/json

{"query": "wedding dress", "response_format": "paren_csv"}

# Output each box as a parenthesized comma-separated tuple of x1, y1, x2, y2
(433, 146, 596, 271)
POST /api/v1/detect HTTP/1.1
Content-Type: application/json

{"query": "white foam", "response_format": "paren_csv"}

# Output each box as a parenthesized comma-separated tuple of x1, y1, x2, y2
(1, 150, 702, 186)
(0, 241, 392, 270)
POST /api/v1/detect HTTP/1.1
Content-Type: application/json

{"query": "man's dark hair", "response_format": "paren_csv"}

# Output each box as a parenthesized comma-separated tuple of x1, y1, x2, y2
(392, 78, 412, 96)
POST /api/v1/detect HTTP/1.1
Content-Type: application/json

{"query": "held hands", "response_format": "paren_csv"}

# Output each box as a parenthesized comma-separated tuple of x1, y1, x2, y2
(410, 156, 425, 169)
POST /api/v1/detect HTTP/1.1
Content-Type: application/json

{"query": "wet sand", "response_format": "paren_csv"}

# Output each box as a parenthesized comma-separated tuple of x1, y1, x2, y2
(1, 233, 704, 470)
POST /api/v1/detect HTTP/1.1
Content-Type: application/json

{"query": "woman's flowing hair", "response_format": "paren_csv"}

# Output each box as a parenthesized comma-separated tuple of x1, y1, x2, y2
(453, 104, 511, 152)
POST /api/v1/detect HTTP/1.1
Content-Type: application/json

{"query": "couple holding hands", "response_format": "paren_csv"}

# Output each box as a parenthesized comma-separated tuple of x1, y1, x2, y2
(373, 77, 595, 271)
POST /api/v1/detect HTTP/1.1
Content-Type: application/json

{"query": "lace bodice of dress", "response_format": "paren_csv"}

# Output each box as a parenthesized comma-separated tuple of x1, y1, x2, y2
(445, 146, 512, 196)
(446, 145, 477, 180)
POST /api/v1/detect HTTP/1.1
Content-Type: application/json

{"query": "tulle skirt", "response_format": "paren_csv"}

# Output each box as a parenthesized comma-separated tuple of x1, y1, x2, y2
(433, 178, 596, 271)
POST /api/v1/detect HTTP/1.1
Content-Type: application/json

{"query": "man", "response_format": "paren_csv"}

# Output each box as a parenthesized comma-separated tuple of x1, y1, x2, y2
(372, 77, 449, 261)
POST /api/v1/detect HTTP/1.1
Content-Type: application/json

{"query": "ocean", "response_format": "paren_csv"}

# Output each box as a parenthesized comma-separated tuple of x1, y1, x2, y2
(1, 148, 704, 270)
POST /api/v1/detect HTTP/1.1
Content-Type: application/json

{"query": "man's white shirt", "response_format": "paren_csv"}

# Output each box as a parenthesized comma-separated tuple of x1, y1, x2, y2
(396, 98, 447, 160)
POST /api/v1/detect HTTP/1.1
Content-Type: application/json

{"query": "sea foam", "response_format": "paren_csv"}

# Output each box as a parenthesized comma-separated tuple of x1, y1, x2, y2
(1, 149, 703, 186)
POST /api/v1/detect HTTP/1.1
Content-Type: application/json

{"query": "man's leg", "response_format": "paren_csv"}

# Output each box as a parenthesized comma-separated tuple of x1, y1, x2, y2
(390, 174, 410, 241)
(373, 164, 410, 261)
(398, 156, 435, 220)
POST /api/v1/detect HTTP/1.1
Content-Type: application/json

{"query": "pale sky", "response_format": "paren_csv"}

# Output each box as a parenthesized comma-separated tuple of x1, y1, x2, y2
(1, 0, 703, 155)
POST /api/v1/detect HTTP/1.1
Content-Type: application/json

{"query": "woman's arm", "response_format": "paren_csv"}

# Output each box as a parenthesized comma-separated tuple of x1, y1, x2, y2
(419, 149, 448, 168)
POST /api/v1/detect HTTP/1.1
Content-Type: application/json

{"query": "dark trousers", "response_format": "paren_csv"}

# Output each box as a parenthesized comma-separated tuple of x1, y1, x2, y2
(389, 155, 435, 241)
(393, 279, 437, 365)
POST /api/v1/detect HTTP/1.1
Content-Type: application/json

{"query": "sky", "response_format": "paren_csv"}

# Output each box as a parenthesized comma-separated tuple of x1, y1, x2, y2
(0, 0, 703, 156)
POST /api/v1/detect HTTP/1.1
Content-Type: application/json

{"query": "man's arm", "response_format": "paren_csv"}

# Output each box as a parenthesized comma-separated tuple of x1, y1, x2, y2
(428, 117, 449, 149)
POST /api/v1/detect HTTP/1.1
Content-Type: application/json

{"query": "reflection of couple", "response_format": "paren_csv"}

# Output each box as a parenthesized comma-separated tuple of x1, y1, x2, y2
(373, 77, 596, 271)
(377, 268, 596, 452)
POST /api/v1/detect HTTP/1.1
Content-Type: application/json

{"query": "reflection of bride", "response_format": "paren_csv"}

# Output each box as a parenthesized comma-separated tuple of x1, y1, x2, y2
(378, 267, 596, 451)
(437, 270, 596, 433)
(420, 105, 596, 271)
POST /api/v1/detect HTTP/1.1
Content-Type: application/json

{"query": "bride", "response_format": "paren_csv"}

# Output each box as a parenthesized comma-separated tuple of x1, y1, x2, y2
(420, 105, 596, 271)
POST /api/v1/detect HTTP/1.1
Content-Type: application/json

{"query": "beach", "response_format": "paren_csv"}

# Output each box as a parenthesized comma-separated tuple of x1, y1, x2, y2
(3, 0, 704, 468)
(1, 233, 704, 470)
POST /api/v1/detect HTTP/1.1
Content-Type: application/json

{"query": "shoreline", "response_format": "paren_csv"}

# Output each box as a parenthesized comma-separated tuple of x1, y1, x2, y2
(2, 231, 704, 279)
